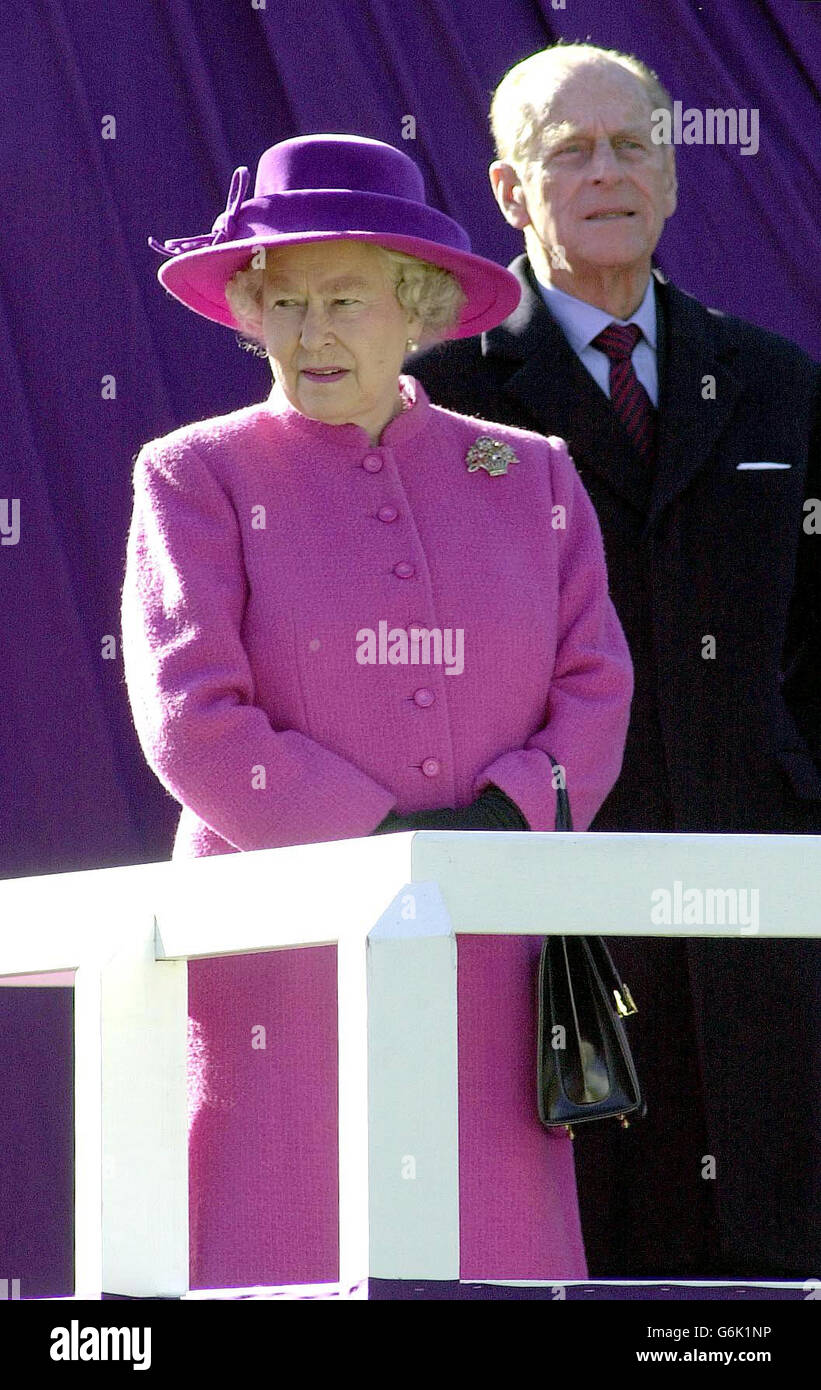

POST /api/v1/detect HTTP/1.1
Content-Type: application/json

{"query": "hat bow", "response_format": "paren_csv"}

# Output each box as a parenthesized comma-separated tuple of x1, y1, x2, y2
(148, 165, 250, 258)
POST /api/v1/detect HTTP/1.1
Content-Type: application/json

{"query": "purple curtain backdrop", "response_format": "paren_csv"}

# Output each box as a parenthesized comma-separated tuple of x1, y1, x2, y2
(1, 1, 819, 1296)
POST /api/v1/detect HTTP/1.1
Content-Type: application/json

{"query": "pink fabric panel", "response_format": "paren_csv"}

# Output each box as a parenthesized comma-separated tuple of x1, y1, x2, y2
(188, 936, 587, 1286)
(0, 972, 75, 986)
(457, 935, 587, 1281)
(187, 947, 340, 1289)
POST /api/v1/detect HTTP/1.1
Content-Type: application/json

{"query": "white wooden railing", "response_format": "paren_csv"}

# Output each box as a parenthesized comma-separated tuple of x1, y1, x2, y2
(1, 831, 818, 1299)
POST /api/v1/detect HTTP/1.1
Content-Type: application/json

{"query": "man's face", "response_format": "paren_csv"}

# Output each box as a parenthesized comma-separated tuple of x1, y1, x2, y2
(513, 63, 677, 278)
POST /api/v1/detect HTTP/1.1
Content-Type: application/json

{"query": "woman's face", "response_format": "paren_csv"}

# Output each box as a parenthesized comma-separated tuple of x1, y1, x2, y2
(261, 240, 421, 441)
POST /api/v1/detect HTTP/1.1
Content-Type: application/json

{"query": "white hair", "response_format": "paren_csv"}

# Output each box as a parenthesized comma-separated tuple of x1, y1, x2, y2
(224, 241, 466, 352)
(490, 40, 674, 166)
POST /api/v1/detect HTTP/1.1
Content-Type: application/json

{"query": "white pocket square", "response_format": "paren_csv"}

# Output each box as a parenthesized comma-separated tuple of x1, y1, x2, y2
(736, 461, 791, 470)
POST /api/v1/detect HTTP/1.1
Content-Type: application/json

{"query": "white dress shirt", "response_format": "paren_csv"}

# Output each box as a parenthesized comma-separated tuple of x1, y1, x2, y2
(532, 271, 659, 407)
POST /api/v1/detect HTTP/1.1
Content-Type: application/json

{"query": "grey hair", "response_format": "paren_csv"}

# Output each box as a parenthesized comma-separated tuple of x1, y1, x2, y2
(224, 242, 466, 353)
(490, 40, 674, 166)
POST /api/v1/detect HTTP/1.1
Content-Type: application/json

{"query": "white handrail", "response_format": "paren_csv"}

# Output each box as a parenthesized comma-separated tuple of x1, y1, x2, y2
(1, 830, 818, 1297)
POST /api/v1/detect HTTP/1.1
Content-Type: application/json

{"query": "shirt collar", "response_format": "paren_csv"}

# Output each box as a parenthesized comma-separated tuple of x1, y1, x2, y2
(533, 270, 657, 354)
(263, 374, 431, 450)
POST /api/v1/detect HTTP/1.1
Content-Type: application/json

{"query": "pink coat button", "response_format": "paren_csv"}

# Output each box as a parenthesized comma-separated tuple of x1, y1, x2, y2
(421, 757, 441, 777)
(362, 455, 383, 473)
(394, 561, 415, 579)
(413, 688, 435, 707)
(377, 505, 398, 522)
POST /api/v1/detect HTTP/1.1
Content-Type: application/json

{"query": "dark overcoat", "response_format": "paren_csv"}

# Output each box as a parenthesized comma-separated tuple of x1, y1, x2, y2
(412, 254, 821, 1277)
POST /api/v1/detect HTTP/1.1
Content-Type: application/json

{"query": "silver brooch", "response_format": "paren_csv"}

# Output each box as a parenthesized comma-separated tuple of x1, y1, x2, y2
(465, 436, 519, 476)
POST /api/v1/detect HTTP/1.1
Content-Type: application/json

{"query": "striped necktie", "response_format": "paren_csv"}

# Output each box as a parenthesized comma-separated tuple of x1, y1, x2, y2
(591, 322, 657, 469)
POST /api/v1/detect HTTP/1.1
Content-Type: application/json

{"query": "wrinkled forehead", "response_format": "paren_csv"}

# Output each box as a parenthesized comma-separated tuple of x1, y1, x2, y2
(263, 238, 389, 287)
(532, 61, 656, 143)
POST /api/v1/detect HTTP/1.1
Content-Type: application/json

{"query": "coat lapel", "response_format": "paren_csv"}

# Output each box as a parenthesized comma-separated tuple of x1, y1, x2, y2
(482, 257, 744, 538)
(646, 274, 744, 534)
(483, 257, 658, 522)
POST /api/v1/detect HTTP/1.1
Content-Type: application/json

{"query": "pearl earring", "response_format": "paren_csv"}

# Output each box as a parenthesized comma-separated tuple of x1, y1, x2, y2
(406, 337, 418, 352)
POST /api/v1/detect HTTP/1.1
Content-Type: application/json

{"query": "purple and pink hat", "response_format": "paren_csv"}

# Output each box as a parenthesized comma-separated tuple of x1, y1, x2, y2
(149, 133, 520, 338)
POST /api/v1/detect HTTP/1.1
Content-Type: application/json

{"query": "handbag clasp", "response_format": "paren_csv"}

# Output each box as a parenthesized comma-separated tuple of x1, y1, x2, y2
(614, 983, 638, 1017)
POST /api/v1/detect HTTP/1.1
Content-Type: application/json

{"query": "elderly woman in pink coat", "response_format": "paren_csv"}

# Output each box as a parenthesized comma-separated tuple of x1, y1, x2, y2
(122, 133, 633, 1291)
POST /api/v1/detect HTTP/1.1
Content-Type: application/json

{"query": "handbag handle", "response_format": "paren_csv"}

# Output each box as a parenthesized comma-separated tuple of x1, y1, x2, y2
(539, 757, 643, 1133)
(549, 755, 572, 831)
(547, 756, 636, 1018)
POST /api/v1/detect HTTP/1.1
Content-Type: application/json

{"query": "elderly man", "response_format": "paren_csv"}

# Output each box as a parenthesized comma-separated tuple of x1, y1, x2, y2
(411, 42, 821, 1279)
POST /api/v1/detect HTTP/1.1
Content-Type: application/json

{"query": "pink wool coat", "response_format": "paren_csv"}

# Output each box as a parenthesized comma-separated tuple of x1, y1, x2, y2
(120, 374, 633, 1287)
(122, 376, 633, 852)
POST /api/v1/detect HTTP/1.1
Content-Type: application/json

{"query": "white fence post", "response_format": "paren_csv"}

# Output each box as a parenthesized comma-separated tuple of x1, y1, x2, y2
(100, 916, 189, 1297)
(366, 881, 460, 1279)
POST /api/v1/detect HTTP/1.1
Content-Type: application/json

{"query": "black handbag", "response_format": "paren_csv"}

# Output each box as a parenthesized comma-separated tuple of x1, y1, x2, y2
(537, 761, 644, 1137)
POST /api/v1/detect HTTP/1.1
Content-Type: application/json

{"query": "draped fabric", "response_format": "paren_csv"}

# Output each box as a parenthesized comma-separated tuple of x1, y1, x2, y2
(1, 1, 818, 1296)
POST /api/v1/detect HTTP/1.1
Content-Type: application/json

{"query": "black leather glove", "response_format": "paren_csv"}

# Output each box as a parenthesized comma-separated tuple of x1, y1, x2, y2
(372, 784, 529, 834)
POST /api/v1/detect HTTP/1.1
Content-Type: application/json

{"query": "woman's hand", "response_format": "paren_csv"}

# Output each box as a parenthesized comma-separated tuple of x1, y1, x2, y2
(372, 784, 529, 834)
